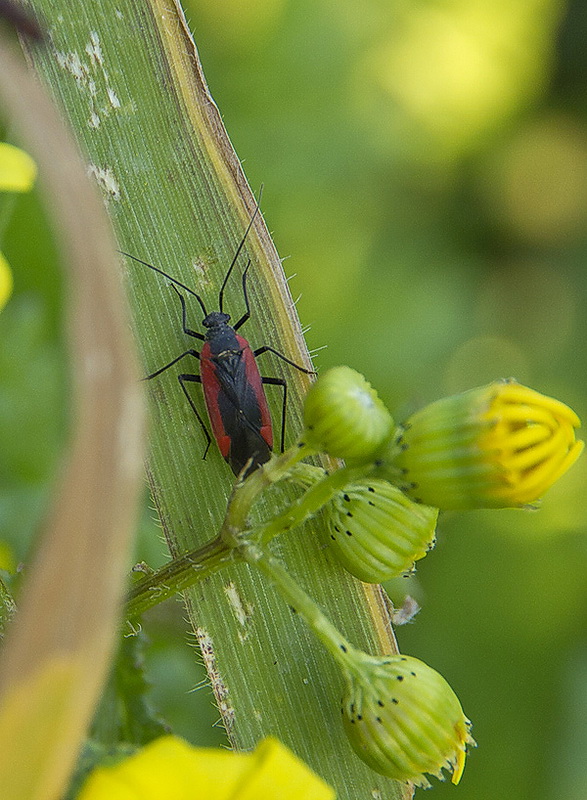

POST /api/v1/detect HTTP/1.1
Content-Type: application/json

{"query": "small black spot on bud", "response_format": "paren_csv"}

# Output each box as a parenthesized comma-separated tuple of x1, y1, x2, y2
(298, 441, 306, 447)
(400, 657, 407, 661)
(392, 698, 399, 705)
(376, 717, 382, 723)
(368, 500, 375, 507)
(357, 714, 363, 721)
(346, 530, 353, 537)
(350, 718, 355, 724)
(400, 443, 408, 451)
(368, 486, 375, 493)
(346, 511, 353, 517)
(330, 535, 335, 540)
(411, 672, 416, 677)
(343, 494, 350, 502)
(340, 644, 348, 653)
(377, 700, 384, 707)
(334, 525, 341, 532)
(396, 675, 404, 681)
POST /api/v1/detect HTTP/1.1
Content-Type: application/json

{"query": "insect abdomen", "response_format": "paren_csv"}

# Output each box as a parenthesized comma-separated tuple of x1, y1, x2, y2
(201, 338, 272, 476)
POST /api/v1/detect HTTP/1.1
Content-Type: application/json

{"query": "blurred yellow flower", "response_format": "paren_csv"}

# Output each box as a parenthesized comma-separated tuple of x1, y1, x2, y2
(386, 380, 583, 509)
(77, 735, 335, 800)
(0, 141, 37, 310)
(0, 251, 12, 310)
(0, 142, 37, 192)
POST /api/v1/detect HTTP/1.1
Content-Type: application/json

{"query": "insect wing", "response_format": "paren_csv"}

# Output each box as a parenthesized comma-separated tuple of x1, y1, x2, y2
(200, 337, 273, 476)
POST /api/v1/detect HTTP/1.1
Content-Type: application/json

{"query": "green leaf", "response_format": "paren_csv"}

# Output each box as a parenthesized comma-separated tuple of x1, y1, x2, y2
(0, 574, 16, 640)
(92, 634, 169, 747)
(24, 2, 410, 797)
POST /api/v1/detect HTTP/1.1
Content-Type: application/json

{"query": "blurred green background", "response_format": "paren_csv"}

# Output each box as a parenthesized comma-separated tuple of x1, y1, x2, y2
(2, 0, 587, 798)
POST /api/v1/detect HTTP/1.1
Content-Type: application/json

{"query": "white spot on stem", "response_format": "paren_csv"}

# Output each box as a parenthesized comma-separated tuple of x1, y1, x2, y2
(224, 581, 254, 634)
(196, 627, 235, 732)
(87, 164, 121, 201)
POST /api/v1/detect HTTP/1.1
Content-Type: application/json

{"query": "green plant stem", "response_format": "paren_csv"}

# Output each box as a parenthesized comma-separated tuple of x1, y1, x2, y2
(238, 541, 358, 673)
(254, 463, 374, 548)
(126, 450, 374, 621)
(125, 535, 234, 620)
(220, 441, 317, 536)
(126, 441, 313, 619)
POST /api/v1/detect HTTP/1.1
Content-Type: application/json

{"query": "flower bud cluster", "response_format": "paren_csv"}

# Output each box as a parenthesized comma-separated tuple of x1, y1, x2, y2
(302, 368, 582, 512)
(294, 367, 582, 787)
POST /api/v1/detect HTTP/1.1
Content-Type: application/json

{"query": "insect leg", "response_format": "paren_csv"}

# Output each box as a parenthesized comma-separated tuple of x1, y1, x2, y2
(145, 349, 200, 381)
(254, 346, 315, 375)
(178, 373, 212, 459)
(169, 284, 205, 340)
(262, 376, 287, 452)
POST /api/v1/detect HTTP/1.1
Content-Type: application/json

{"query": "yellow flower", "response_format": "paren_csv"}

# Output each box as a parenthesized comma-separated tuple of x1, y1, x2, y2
(342, 653, 474, 788)
(0, 251, 12, 310)
(77, 736, 335, 800)
(0, 142, 37, 192)
(0, 141, 37, 310)
(382, 380, 583, 509)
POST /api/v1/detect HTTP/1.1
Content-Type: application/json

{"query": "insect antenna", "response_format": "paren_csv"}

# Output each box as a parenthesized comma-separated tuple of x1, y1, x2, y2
(120, 250, 208, 317)
(218, 185, 264, 314)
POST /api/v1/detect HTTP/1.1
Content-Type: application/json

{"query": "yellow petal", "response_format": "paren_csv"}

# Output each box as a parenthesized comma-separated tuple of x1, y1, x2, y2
(78, 737, 251, 800)
(78, 736, 335, 800)
(237, 737, 335, 800)
(0, 252, 12, 310)
(0, 142, 37, 192)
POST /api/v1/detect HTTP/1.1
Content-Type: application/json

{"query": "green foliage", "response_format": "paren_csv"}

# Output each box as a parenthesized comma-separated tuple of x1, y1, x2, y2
(91, 635, 169, 748)
(0, 573, 16, 639)
(2, 0, 587, 798)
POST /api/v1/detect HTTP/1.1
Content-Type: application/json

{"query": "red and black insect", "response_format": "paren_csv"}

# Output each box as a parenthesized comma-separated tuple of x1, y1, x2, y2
(122, 203, 313, 477)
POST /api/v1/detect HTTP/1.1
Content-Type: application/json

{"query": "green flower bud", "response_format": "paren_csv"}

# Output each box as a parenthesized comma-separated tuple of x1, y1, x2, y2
(379, 380, 583, 510)
(303, 367, 394, 462)
(342, 654, 474, 788)
(323, 479, 438, 583)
